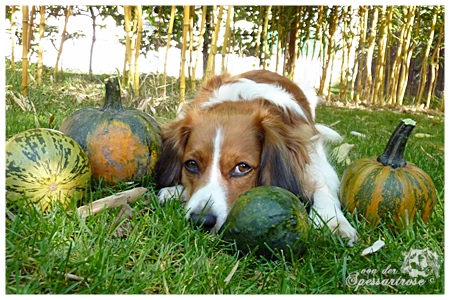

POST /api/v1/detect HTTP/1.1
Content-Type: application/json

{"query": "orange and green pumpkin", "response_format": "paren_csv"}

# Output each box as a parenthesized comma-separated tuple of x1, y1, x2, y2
(6, 128, 91, 211)
(340, 119, 436, 228)
(60, 77, 162, 183)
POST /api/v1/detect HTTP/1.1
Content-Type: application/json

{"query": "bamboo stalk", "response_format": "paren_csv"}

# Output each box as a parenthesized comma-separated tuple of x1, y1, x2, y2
(221, 6, 233, 72)
(371, 6, 388, 105)
(11, 6, 16, 70)
(204, 6, 224, 80)
(425, 24, 443, 109)
(27, 5, 36, 57)
(122, 5, 132, 87)
(192, 6, 207, 89)
(339, 6, 349, 102)
(415, 6, 438, 107)
(364, 6, 379, 102)
(133, 5, 143, 97)
(388, 7, 410, 105)
(188, 7, 194, 83)
(275, 6, 283, 73)
(312, 6, 323, 60)
(318, 6, 338, 97)
(396, 6, 416, 106)
(21, 5, 29, 98)
(162, 6, 176, 96)
(179, 5, 190, 103)
(354, 6, 367, 103)
(37, 5, 45, 85)
(262, 5, 271, 70)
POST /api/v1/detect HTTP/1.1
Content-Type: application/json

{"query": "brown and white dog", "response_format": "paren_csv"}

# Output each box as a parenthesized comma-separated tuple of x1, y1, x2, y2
(154, 70, 358, 246)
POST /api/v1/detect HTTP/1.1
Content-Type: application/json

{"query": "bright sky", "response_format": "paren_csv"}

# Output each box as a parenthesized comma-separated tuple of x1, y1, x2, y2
(4, 7, 329, 87)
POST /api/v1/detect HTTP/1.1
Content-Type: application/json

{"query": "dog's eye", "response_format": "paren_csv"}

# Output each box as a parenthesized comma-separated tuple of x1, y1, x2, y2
(231, 163, 252, 177)
(184, 160, 199, 174)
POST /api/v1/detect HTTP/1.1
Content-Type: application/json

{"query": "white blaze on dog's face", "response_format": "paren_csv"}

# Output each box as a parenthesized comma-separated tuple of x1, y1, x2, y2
(181, 112, 262, 232)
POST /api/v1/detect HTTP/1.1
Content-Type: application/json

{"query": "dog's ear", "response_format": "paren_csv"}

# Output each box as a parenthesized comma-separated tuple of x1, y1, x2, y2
(154, 117, 192, 189)
(256, 112, 314, 211)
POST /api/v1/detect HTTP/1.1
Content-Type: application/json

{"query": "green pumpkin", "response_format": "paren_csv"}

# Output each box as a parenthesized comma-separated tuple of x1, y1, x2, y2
(60, 77, 162, 183)
(6, 128, 91, 211)
(340, 119, 436, 228)
(221, 186, 309, 260)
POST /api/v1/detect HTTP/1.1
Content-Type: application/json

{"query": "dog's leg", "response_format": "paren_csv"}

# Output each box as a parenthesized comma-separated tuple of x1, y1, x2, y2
(307, 128, 358, 246)
(157, 185, 186, 203)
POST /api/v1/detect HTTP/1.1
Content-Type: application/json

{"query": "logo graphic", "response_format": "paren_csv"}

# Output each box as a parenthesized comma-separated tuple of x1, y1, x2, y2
(346, 247, 441, 291)
(400, 248, 441, 278)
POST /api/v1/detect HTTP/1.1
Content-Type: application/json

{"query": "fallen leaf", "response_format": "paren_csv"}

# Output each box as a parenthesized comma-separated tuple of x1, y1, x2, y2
(224, 260, 240, 285)
(415, 133, 433, 138)
(350, 131, 366, 138)
(331, 143, 355, 166)
(361, 239, 385, 256)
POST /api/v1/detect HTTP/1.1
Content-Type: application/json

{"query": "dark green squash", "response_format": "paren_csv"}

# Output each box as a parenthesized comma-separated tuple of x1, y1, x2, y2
(60, 77, 162, 183)
(221, 186, 309, 260)
(340, 119, 436, 228)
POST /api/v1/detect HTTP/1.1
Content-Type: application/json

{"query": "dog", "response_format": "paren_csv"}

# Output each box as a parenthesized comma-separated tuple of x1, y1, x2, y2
(154, 70, 358, 246)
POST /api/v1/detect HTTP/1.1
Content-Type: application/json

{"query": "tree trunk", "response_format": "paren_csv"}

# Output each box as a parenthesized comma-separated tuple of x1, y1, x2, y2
(88, 6, 97, 77)
(53, 5, 72, 78)
(37, 5, 45, 85)
(162, 5, 176, 95)
(21, 5, 29, 97)
(179, 6, 190, 103)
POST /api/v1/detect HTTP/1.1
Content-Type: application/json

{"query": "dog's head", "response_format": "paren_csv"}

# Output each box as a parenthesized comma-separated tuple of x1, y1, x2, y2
(155, 104, 314, 232)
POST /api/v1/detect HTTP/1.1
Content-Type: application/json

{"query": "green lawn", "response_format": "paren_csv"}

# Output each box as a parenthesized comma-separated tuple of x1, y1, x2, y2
(5, 64, 445, 294)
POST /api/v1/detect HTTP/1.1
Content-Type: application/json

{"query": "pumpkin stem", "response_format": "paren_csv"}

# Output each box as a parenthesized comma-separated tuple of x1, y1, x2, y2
(377, 118, 416, 169)
(102, 77, 124, 112)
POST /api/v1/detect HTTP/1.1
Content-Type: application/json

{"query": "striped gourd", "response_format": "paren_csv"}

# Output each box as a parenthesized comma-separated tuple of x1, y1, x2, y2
(340, 119, 436, 228)
(59, 77, 162, 183)
(6, 128, 91, 211)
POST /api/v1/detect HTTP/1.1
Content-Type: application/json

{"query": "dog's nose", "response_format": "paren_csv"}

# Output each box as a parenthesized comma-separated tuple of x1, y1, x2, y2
(190, 212, 217, 231)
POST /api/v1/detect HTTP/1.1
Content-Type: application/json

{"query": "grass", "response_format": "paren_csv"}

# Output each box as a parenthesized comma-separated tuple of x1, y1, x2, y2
(4, 60, 445, 294)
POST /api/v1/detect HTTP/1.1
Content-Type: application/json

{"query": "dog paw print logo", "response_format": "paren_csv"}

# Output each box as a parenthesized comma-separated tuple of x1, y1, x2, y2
(400, 248, 441, 278)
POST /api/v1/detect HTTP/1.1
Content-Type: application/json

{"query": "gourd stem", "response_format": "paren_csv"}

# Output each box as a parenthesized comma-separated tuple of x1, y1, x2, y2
(101, 77, 124, 112)
(377, 119, 416, 169)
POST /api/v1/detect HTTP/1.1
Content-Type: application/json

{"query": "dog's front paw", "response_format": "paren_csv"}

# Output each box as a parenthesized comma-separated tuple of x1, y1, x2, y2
(334, 216, 358, 246)
(311, 210, 358, 246)
(158, 185, 186, 203)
